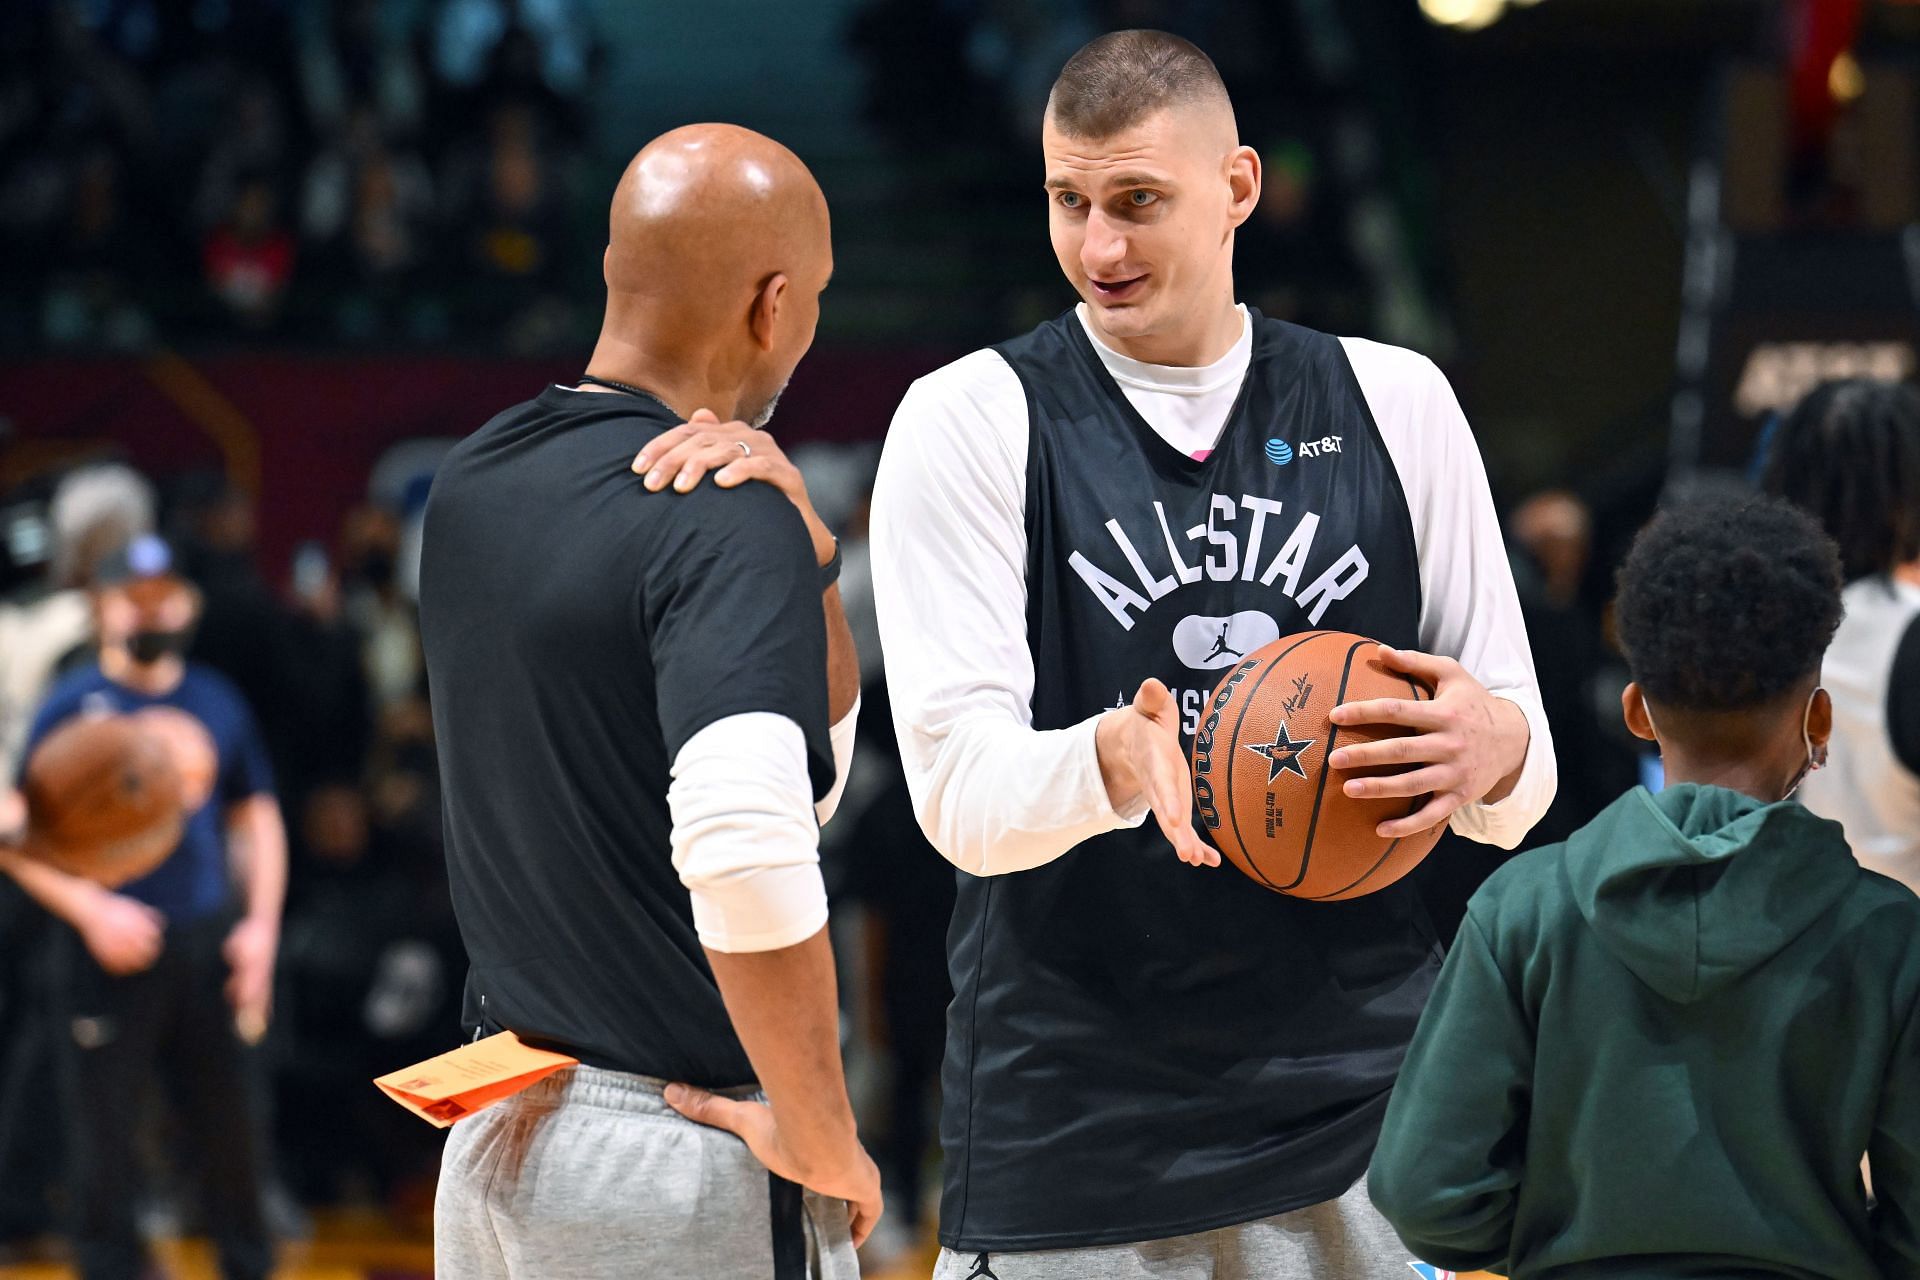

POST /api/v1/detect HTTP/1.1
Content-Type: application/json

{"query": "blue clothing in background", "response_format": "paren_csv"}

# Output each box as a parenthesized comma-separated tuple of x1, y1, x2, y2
(22, 663, 275, 923)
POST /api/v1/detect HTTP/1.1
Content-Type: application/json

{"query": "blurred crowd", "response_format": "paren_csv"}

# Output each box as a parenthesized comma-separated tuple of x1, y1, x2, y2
(0, 0, 600, 354)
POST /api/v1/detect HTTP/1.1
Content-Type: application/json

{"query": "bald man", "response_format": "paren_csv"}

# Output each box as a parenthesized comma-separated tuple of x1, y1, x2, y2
(869, 30, 1555, 1279)
(418, 124, 877, 1280)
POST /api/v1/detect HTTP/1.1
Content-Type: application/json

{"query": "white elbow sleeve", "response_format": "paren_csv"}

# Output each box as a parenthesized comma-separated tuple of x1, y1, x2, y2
(669, 713, 828, 953)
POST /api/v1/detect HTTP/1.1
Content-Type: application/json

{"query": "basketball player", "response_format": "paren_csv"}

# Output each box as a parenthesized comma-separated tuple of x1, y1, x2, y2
(419, 124, 878, 1279)
(1372, 496, 1920, 1279)
(868, 32, 1557, 1279)
(0, 534, 283, 1280)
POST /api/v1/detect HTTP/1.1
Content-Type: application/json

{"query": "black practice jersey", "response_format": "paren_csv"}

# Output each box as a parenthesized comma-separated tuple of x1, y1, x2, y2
(419, 387, 832, 1086)
(939, 310, 1439, 1249)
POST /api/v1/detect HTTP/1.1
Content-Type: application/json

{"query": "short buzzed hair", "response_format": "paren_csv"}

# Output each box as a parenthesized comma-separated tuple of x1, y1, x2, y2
(1046, 30, 1231, 140)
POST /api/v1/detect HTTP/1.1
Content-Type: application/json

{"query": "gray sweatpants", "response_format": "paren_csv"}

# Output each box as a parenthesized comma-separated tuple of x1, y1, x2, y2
(932, 1180, 1412, 1280)
(435, 1064, 859, 1279)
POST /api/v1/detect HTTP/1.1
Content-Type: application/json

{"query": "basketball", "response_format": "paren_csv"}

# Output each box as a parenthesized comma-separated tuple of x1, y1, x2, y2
(22, 715, 186, 888)
(1191, 631, 1443, 901)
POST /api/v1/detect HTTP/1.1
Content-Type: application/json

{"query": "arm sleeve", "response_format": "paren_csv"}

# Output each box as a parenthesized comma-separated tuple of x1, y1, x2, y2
(647, 486, 835, 800)
(217, 685, 276, 803)
(1368, 911, 1532, 1274)
(1871, 985, 1920, 1278)
(668, 711, 828, 954)
(814, 695, 860, 827)
(870, 353, 1147, 879)
(1343, 337, 1557, 849)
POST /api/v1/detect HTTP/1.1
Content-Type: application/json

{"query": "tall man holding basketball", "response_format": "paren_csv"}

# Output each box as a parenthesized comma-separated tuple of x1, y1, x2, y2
(869, 31, 1556, 1278)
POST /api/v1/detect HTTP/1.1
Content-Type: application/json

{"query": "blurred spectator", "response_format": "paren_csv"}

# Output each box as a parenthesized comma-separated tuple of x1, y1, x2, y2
(1236, 136, 1370, 337)
(193, 77, 294, 234)
(0, 463, 156, 1250)
(1, 534, 287, 1280)
(0, 464, 157, 777)
(275, 774, 459, 1208)
(302, 107, 439, 340)
(338, 506, 423, 712)
(39, 144, 157, 349)
(443, 104, 573, 348)
(1507, 488, 1631, 846)
(1758, 379, 1920, 890)
(202, 175, 297, 331)
(294, 0, 426, 140)
(430, 0, 597, 105)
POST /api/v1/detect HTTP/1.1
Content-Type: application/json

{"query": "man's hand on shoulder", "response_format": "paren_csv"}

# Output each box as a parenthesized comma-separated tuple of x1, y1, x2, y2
(632, 409, 835, 565)
(1326, 645, 1532, 839)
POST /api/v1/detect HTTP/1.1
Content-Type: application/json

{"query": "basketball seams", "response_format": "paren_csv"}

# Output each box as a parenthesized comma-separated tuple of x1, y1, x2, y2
(1279, 637, 1369, 892)
(1218, 630, 1327, 890)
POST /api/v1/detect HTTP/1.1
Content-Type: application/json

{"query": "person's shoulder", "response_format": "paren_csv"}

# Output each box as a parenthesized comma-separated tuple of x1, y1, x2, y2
(1465, 840, 1576, 937)
(36, 662, 107, 715)
(1336, 336, 1448, 405)
(901, 347, 1023, 416)
(646, 479, 813, 570)
(179, 663, 254, 717)
(886, 348, 1027, 475)
(1846, 865, 1920, 923)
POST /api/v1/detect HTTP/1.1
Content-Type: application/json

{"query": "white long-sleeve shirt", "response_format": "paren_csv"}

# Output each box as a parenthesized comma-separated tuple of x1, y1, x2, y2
(871, 306, 1555, 878)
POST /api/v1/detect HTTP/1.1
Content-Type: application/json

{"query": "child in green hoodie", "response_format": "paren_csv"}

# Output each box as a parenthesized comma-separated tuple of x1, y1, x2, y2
(1370, 495, 1920, 1280)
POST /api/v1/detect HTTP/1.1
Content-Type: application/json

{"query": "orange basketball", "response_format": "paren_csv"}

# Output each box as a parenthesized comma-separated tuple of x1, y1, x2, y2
(1191, 631, 1442, 901)
(22, 715, 185, 888)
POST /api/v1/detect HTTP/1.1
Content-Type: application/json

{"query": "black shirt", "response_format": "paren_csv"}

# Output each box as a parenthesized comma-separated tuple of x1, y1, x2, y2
(419, 386, 832, 1086)
(938, 310, 1434, 1250)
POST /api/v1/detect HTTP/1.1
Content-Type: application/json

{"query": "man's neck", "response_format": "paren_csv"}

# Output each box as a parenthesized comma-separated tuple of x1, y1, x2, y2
(100, 649, 185, 697)
(1084, 293, 1243, 369)
(582, 332, 743, 422)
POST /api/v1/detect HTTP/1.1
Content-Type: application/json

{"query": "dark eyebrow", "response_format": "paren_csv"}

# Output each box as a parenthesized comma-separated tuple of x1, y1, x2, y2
(1045, 171, 1170, 192)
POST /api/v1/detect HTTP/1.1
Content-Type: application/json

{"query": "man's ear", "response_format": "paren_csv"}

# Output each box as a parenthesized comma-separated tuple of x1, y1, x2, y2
(1226, 145, 1260, 231)
(1621, 681, 1658, 744)
(747, 273, 789, 353)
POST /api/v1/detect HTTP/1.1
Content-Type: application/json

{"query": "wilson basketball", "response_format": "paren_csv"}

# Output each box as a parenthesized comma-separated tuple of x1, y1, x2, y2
(1191, 631, 1442, 901)
(22, 715, 185, 888)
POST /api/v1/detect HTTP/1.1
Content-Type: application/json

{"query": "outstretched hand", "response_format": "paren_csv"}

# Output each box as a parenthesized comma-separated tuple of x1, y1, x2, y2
(1096, 678, 1221, 868)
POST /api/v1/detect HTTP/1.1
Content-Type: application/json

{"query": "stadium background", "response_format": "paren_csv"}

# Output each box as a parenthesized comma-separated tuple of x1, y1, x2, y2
(0, 0, 1914, 1275)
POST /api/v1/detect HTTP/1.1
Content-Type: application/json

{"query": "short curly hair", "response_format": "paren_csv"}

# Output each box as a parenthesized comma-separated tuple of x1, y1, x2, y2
(1614, 495, 1843, 711)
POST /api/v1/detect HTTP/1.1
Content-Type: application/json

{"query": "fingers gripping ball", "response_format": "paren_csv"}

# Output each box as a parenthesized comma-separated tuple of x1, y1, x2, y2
(1191, 631, 1442, 900)
(23, 716, 185, 888)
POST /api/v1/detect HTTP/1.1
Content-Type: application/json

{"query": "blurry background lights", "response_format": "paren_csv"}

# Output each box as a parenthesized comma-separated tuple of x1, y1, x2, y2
(1420, 0, 1548, 31)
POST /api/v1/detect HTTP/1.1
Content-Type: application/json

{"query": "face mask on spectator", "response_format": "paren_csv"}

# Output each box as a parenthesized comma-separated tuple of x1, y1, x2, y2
(128, 627, 192, 665)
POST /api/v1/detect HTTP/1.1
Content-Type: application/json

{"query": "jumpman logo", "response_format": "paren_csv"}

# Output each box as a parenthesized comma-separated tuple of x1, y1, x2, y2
(1205, 621, 1242, 663)
(964, 1254, 999, 1280)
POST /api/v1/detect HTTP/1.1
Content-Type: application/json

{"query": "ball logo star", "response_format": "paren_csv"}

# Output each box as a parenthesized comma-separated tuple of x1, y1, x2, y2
(1245, 720, 1314, 783)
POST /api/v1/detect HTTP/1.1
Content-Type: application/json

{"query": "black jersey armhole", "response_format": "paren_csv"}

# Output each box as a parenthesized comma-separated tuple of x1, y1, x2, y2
(1886, 609, 1920, 777)
(1323, 332, 1424, 629)
(989, 341, 1047, 657)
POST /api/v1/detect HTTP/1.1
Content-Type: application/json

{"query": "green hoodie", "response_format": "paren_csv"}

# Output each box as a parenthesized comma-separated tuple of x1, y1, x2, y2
(1369, 784, 1920, 1279)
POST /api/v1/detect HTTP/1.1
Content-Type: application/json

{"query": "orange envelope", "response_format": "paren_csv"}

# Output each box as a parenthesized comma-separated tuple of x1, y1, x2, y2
(374, 1031, 579, 1128)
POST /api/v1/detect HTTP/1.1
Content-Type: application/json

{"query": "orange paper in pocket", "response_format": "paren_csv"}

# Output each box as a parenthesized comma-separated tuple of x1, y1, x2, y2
(374, 1031, 579, 1128)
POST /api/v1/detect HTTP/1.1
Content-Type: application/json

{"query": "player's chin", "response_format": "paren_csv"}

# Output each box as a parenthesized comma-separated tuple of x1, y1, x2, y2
(1084, 291, 1156, 332)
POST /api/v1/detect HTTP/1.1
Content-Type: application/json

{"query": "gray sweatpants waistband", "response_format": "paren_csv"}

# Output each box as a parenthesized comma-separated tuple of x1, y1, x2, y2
(507, 1062, 760, 1113)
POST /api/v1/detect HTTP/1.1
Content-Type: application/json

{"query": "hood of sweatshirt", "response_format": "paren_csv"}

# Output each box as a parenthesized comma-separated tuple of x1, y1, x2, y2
(1564, 783, 1858, 1003)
